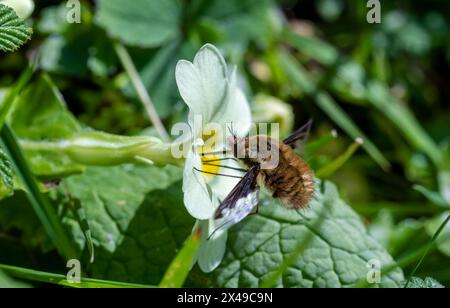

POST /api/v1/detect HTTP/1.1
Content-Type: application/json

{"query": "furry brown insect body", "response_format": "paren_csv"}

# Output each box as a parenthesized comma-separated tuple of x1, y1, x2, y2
(233, 135, 315, 209)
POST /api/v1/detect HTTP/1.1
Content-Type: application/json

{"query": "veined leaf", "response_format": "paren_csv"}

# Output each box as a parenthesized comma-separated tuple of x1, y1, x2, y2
(212, 182, 404, 287)
(51, 164, 195, 285)
(405, 277, 444, 288)
(0, 4, 32, 52)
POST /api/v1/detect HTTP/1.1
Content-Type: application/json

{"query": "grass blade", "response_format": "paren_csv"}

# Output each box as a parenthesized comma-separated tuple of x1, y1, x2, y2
(315, 92, 390, 170)
(282, 28, 338, 66)
(0, 264, 156, 288)
(114, 41, 170, 142)
(404, 213, 450, 288)
(306, 129, 338, 155)
(316, 137, 363, 178)
(354, 214, 449, 288)
(278, 51, 390, 170)
(159, 228, 202, 288)
(366, 81, 443, 166)
(0, 124, 77, 259)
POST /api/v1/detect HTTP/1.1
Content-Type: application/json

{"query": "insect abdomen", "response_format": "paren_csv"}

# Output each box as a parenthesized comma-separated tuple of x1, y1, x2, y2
(263, 143, 315, 209)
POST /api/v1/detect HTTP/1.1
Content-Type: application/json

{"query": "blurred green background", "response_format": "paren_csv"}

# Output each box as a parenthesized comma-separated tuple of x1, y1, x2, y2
(0, 0, 449, 287)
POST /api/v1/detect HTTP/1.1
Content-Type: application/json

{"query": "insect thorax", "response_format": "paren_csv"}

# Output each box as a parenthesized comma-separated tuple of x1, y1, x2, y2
(232, 135, 281, 170)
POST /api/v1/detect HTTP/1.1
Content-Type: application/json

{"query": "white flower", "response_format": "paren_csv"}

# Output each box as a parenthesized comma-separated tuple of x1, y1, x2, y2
(0, 0, 34, 19)
(175, 44, 252, 272)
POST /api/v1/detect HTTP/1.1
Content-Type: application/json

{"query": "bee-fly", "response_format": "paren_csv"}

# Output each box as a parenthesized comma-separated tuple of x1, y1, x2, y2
(209, 120, 315, 235)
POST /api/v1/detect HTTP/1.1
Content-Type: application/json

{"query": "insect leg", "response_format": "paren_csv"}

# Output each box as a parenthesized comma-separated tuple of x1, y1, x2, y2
(207, 220, 232, 240)
(193, 167, 243, 179)
(199, 149, 229, 156)
(248, 202, 260, 216)
(202, 157, 238, 163)
(202, 163, 247, 173)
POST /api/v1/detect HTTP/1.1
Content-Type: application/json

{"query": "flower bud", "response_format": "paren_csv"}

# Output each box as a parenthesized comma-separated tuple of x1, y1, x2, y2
(63, 131, 164, 166)
(0, 0, 35, 19)
(252, 94, 294, 138)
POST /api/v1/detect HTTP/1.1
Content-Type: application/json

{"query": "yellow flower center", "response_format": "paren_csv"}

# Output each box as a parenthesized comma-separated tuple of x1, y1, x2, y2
(199, 151, 220, 176)
(198, 130, 222, 177)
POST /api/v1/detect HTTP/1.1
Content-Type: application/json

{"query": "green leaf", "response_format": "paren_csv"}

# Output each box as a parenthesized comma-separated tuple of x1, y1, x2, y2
(0, 190, 44, 247)
(282, 28, 339, 66)
(212, 182, 404, 287)
(96, 0, 181, 48)
(405, 277, 444, 288)
(0, 270, 31, 288)
(9, 74, 85, 178)
(53, 164, 195, 285)
(0, 4, 32, 52)
(39, 35, 91, 77)
(37, 4, 73, 34)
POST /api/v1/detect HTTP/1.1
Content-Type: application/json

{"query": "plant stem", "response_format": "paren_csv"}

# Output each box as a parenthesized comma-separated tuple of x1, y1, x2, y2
(404, 213, 450, 288)
(113, 41, 170, 142)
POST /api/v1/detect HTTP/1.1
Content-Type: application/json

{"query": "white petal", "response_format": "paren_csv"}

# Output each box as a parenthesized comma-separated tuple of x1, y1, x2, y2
(175, 44, 229, 123)
(182, 149, 215, 220)
(209, 159, 243, 201)
(175, 60, 204, 117)
(212, 69, 252, 137)
(196, 219, 228, 273)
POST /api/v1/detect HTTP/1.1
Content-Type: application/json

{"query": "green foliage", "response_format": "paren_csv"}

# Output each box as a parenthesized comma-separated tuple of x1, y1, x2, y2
(52, 164, 194, 285)
(96, 0, 181, 48)
(211, 182, 404, 287)
(0, 4, 32, 52)
(0, 270, 30, 288)
(9, 75, 85, 178)
(160, 229, 202, 288)
(0, 0, 449, 289)
(1, 124, 78, 259)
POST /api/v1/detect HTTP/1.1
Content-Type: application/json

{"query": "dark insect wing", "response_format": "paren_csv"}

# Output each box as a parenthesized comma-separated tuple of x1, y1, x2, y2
(283, 119, 313, 150)
(212, 166, 260, 235)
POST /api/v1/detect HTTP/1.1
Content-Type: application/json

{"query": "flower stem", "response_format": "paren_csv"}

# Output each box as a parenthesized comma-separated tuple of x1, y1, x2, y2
(113, 41, 170, 142)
